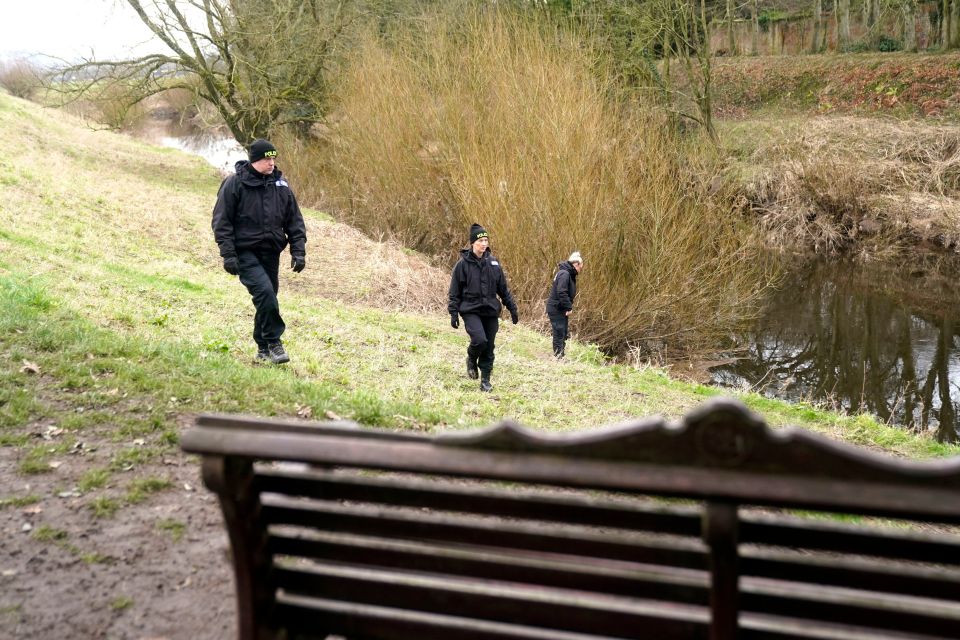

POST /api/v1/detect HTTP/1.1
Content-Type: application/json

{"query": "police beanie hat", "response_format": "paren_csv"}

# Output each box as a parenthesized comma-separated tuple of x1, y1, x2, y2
(568, 251, 583, 264)
(248, 139, 278, 163)
(469, 223, 489, 244)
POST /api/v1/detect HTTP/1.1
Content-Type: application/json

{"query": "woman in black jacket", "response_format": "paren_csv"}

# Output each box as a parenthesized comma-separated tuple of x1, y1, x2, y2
(448, 224, 519, 392)
(545, 251, 583, 359)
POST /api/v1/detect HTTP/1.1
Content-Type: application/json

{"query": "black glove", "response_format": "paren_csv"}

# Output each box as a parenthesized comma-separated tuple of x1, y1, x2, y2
(291, 254, 306, 273)
(450, 313, 459, 329)
(510, 309, 519, 325)
(222, 256, 239, 275)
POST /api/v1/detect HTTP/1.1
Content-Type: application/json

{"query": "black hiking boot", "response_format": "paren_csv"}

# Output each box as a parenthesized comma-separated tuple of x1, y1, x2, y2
(267, 342, 290, 364)
(466, 355, 479, 379)
(479, 376, 492, 392)
(255, 347, 270, 363)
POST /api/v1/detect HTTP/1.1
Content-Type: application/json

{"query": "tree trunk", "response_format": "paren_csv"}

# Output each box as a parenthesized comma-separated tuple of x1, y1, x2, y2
(812, 0, 823, 53)
(727, 0, 737, 54)
(751, 0, 760, 55)
(903, 0, 917, 52)
(839, 0, 851, 50)
(943, 0, 951, 49)
(952, 0, 960, 48)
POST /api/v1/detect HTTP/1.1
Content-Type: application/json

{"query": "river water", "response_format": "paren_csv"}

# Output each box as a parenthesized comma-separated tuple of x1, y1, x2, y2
(710, 260, 960, 443)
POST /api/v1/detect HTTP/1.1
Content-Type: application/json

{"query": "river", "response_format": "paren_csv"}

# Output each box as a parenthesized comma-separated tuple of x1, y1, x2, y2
(710, 260, 960, 443)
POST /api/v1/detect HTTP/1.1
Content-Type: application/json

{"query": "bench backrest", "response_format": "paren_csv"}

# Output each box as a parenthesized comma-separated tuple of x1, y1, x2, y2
(181, 399, 960, 640)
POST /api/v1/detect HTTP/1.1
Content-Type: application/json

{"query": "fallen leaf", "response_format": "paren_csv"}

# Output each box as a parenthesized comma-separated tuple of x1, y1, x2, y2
(324, 410, 341, 421)
(296, 405, 313, 419)
(132, 438, 146, 446)
(22, 506, 42, 515)
(183, 483, 194, 492)
(20, 360, 40, 375)
(48, 461, 63, 469)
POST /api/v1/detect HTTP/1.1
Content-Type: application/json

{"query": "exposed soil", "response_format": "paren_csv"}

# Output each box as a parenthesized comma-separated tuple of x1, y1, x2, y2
(0, 411, 235, 640)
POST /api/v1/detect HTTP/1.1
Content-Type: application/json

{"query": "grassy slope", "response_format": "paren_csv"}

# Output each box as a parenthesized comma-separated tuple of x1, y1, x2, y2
(0, 90, 957, 480)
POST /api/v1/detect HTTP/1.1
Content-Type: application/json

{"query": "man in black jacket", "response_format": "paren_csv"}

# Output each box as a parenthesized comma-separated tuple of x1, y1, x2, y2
(448, 223, 519, 392)
(212, 139, 307, 364)
(545, 251, 583, 359)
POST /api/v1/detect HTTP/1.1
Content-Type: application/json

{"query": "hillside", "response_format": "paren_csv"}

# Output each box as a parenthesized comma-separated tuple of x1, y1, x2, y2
(1, 91, 957, 638)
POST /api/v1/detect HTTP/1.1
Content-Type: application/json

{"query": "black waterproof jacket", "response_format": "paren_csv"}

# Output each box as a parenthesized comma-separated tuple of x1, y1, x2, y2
(448, 248, 518, 318)
(545, 261, 578, 315)
(212, 161, 307, 258)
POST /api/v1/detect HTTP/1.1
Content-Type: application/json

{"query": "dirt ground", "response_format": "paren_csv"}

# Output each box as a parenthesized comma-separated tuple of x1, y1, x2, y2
(0, 415, 236, 640)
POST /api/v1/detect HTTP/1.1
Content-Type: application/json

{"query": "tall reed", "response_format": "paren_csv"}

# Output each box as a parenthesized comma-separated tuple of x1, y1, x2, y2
(321, 9, 776, 354)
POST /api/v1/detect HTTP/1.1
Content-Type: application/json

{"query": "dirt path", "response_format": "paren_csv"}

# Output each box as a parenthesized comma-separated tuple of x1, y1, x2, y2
(1, 417, 235, 640)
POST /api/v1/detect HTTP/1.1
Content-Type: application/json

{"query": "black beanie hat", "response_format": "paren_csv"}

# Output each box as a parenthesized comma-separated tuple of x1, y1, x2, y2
(248, 139, 278, 163)
(469, 223, 488, 245)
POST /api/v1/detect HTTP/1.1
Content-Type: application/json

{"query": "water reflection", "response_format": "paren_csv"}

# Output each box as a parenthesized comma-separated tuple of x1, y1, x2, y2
(159, 133, 244, 174)
(135, 111, 244, 174)
(710, 261, 960, 442)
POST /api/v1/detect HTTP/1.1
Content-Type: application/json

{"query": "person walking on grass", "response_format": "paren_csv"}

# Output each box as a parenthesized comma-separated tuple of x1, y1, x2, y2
(212, 139, 307, 364)
(449, 223, 519, 392)
(545, 251, 583, 359)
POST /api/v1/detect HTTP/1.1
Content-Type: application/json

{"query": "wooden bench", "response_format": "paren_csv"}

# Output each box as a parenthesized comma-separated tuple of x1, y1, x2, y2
(181, 399, 960, 640)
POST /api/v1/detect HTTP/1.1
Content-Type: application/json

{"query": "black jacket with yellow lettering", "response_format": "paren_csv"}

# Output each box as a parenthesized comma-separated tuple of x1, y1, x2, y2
(448, 248, 518, 318)
(212, 161, 307, 258)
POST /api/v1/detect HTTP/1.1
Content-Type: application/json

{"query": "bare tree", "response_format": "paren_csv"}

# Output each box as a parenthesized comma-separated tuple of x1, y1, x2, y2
(901, 0, 917, 52)
(726, 0, 737, 54)
(838, 0, 851, 49)
(811, 0, 823, 53)
(52, 0, 358, 144)
(750, 0, 759, 55)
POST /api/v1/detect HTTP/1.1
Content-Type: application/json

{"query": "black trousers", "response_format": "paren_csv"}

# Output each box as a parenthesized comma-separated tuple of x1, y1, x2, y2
(237, 249, 284, 349)
(548, 313, 569, 358)
(463, 314, 499, 377)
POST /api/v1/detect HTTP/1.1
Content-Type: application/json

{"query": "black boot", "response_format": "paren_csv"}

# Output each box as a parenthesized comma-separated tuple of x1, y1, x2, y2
(267, 342, 290, 364)
(479, 373, 492, 392)
(466, 355, 479, 380)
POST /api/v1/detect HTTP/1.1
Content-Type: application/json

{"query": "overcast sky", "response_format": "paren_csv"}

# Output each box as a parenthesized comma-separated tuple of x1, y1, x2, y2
(0, 0, 161, 64)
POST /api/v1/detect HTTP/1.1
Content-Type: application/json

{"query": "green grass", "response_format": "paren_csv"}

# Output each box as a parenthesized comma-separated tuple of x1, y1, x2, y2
(0, 90, 956, 462)
(0, 495, 41, 509)
(157, 518, 186, 542)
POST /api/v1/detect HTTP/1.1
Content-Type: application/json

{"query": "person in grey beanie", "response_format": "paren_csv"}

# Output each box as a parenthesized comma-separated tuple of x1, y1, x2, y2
(212, 139, 307, 364)
(448, 223, 519, 392)
(545, 251, 583, 359)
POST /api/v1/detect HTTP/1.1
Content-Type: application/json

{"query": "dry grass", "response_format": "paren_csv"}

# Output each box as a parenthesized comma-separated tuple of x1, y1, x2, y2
(728, 115, 960, 259)
(311, 9, 776, 354)
(287, 219, 448, 314)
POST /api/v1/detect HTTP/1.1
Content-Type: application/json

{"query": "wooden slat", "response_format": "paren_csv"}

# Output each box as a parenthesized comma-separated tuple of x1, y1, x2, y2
(738, 578, 960, 637)
(274, 594, 656, 640)
(181, 426, 960, 521)
(273, 563, 709, 640)
(267, 531, 709, 605)
(741, 548, 960, 600)
(254, 468, 703, 536)
(740, 516, 960, 566)
(261, 497, 708, 570)
(740, 611, 957, 640)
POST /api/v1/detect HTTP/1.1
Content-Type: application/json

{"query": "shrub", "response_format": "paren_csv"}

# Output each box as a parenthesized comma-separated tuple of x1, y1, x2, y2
(0, 59, 42, 100)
